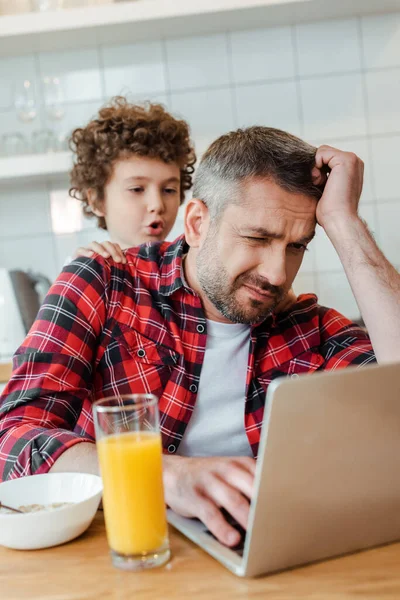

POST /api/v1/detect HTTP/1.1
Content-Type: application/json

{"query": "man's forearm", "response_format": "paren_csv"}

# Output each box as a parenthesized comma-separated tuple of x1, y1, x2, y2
(49, 442, 99, 475)
(325, 216, 400, 363)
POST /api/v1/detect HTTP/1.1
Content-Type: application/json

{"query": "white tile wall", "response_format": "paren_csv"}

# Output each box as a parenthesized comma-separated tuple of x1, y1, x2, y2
(0, 55, 38, 111)
(376, 201, 400, 265)
(102, 41, 167, 98)
(295, 18, 362, 77)
(1, 13, 400, 321)
(170, 87, 235, 156)
(0, 183, 52, 237)
(0, 235, 58, 281)
(300, 73, 367, 140)
(166, 34, 230, 91)
(361, 13, 400, 70)
(365, 69, 400, 135)
(230, 26, 295, 83)
(370, 135, 400, 201)
(38, 49, 103, 103)
(235, 80, 301, 137)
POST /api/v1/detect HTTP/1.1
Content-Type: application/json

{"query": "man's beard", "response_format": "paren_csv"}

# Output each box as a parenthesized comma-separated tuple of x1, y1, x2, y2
(197, 230, 285, 325)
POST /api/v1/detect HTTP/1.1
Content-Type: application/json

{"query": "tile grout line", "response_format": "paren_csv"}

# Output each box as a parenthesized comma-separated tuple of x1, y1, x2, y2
(226, 30, 239, 129)
(357, 15, 381, 247)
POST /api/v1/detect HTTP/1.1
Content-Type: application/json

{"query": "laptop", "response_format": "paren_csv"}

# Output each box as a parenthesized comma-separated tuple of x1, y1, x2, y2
(167, 361, 400, 577)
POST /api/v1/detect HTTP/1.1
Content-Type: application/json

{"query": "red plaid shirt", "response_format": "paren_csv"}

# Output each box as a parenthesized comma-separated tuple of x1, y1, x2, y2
(0, 236, 375, 481)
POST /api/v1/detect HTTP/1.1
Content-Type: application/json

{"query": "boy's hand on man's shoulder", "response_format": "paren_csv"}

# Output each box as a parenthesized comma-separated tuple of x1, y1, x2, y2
(73, 241, 127, 264)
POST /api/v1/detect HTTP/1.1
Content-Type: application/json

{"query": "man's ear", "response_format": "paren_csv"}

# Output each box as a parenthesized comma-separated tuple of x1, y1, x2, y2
(184, 198, 209, 248)
(87, 189, 105, 218)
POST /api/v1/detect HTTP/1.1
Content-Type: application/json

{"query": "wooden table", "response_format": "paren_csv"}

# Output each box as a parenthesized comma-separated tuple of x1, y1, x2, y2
(1, 512, 400, 599)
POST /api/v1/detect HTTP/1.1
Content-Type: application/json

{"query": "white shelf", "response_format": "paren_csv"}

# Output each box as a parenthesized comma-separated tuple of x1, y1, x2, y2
(1, 0, 400, 57)
(0, 151, 72, 184)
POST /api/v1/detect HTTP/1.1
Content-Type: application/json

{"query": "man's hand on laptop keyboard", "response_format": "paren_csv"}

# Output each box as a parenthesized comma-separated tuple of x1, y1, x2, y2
(163, 455, 256, 548)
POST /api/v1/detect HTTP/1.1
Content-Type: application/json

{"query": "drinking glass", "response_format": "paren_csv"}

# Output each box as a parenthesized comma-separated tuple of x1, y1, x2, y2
(43, 76, 65, 121)
(14, 80, 37, 123)
(31, 129, 58, 153)
(1, 132, 27, 156)
(93, 394, 170, 571)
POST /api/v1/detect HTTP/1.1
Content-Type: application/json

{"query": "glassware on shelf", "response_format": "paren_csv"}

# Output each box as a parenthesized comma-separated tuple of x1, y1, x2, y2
(43, 76, 65, 121)
(1, 133, 28, 157)
(14, 80, 38, 123)
(55, 132, 69, 152)
(31, 0, 63, 11)
(31, 129, 58, 154)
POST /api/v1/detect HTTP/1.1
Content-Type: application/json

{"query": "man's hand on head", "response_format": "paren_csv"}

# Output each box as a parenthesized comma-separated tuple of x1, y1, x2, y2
(312, 145, 364, 233)
(162, 455, 256, 548)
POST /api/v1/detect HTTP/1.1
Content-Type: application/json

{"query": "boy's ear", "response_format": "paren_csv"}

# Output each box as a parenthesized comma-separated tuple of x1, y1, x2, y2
(184, 198, 209, 248)
(87, 189, 105, 218)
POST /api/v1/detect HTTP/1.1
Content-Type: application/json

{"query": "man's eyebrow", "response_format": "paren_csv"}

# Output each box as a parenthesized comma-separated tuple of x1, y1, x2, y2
(297, 231, 316, 244)
(242, 227, 285, 239)
(242, 227, 316, 244)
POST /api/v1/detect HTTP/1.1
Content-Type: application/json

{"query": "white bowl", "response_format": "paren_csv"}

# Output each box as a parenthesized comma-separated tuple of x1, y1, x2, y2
(0, 472, 103, 550)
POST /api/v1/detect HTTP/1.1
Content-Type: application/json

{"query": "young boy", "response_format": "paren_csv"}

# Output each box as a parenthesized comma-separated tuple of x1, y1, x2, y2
(69, 96, 196, 262)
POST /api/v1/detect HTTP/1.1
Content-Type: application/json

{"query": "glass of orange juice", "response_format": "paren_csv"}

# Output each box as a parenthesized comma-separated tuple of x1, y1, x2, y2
(93, 394, 170, 571)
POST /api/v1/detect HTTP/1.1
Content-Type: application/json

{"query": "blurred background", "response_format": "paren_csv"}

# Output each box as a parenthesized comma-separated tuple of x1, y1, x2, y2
(0, 0, 400, 359)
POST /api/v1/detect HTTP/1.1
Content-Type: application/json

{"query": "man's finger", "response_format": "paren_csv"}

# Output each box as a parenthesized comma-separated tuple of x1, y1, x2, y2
(214, 460, 255, 501)
(207, 474, 250, 532)
(197, 494, 242, 548)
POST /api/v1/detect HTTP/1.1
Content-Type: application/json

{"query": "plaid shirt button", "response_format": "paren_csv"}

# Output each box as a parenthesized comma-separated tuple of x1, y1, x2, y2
(196, 324, 205, 334)
(189, 384, 198, 393)
(291, 373, 300, 379)
(137, 348, 146, 358)
(168, 444, 176, 453)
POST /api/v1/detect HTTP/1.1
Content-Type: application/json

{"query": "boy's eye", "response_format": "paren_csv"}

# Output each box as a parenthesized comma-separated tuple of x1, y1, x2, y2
(129, 187, 144, 193)
(164, 188, 178, 195)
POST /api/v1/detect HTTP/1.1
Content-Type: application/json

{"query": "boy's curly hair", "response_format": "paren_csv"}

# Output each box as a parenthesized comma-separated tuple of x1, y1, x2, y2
(69, 97, 196, 230)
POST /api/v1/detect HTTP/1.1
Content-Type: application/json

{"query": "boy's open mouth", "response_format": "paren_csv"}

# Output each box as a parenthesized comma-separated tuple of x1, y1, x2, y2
(145, 220, 165, 236)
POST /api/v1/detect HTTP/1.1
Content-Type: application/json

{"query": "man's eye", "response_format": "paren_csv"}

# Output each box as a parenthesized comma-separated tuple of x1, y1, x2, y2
(289, 243, 308, 252)
(245, 237, 265, 242)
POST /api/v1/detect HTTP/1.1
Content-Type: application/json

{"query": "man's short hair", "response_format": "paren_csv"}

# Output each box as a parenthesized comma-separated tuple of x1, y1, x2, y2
(192, 126, 323, 219)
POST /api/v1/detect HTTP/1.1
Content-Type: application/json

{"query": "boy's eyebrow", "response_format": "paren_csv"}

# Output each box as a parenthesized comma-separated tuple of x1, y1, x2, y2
(123, 176, 180, 184)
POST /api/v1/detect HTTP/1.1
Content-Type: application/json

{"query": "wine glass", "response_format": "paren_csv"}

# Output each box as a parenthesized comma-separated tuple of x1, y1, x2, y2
(43, 76, 65, 121)
(14, 79, 37, 123)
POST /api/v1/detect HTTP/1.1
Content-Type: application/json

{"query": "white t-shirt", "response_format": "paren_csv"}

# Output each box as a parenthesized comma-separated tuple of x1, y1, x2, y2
(176, 319, 253, 457)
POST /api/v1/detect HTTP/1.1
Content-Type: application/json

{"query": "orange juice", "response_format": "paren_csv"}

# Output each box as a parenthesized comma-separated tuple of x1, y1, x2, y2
(97, 431, 168, 555)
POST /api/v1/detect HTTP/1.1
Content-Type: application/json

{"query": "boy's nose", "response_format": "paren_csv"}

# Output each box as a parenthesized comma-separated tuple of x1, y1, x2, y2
(147, 192, 164, 214)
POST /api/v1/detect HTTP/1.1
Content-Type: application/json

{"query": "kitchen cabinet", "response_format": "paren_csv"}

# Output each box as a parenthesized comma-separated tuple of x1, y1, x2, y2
(1, 0, 400, 58)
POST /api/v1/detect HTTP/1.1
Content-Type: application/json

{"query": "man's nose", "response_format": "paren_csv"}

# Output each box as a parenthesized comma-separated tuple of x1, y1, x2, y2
(258, 252, 287, 288)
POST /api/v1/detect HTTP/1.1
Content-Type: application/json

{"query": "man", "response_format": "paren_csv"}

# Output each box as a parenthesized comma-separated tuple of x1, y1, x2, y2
(1, 127, 399, 549)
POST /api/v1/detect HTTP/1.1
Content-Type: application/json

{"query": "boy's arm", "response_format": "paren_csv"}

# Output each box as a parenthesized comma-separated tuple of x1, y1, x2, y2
(0, 256, 109, 481)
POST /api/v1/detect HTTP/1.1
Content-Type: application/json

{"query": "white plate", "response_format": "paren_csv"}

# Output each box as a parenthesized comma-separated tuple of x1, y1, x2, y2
(0, 472, 103, 550)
